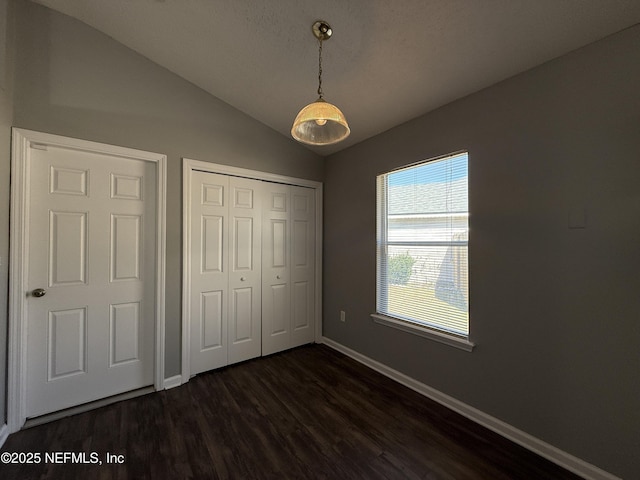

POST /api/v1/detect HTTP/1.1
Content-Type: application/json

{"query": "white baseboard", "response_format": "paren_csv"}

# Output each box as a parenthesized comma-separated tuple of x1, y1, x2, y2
(163, 375, 183, 390)
(0, 423, 8, 450)
(321, 337, 620, 480)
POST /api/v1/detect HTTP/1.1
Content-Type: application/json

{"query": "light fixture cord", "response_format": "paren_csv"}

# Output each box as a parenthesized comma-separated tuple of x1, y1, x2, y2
(317, 38, 323, 99)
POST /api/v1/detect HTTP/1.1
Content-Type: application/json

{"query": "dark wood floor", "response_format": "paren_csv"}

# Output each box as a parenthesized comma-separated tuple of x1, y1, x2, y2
(1, 344, 581, 479)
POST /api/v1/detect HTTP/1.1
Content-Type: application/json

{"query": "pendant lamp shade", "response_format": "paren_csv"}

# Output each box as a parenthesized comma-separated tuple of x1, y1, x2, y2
(291, 98, 350, 146)
(291, 21, 350, 146)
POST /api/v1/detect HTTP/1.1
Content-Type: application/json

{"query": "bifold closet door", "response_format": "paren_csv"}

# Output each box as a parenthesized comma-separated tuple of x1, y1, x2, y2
(290, 186, 316, 348)
(262, 184, 315, 356)
(227, 176, 263, 365)
(189, 171, 262, 375)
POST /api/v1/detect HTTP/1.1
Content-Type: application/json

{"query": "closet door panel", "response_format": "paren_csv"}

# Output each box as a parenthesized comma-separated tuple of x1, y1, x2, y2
(262, 184, 292, 355)
(228, 177, 262, 364)
(292, 281, 310, 330)
(190, 171, 229, 374)
(291, 186, 315, 347)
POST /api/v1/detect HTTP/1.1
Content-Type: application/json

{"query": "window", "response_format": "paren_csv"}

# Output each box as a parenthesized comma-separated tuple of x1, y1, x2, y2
(374, 152, 471, 349)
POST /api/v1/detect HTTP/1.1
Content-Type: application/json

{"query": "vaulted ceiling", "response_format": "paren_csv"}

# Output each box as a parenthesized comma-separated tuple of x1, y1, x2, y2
(33, 0, 640, 154)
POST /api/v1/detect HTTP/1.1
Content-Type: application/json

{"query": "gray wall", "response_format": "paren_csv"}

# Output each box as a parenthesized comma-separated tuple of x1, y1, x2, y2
(0, 0, 16, 425)
(10, 1, 323, 379)
(323, 25, 640, 479)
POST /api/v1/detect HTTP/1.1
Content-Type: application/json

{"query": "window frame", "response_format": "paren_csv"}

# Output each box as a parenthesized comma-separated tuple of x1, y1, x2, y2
(372, 152, 475, 352)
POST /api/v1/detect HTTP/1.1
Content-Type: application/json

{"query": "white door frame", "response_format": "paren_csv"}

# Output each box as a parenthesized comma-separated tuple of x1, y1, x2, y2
(181, 158, 323, 384)
(8, 128, 167, 432)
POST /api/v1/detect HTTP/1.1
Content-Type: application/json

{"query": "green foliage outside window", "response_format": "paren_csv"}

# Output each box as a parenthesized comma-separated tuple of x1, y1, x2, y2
(388, 252, 415, 285)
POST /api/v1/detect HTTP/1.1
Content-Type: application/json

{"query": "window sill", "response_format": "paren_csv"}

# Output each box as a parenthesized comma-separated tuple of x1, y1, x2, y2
(371, 313, 475, 352)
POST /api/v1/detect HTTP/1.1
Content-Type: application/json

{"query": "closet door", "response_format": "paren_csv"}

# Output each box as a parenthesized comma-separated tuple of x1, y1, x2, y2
(190, 171, 229, 374)
(262, 183, 291, 356)
(262, 184, 316, 355)
(190, 171, 263, 375)
(291, 186, 316, 348)
(228, 176, 263, 364)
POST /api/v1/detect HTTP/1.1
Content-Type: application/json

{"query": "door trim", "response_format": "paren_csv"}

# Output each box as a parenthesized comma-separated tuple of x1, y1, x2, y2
(181, 158, 323, 384)
(8, 128, 167, 432)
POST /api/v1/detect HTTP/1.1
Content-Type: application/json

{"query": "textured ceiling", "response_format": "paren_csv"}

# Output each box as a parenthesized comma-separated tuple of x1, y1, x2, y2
(33, 0, 640, 155)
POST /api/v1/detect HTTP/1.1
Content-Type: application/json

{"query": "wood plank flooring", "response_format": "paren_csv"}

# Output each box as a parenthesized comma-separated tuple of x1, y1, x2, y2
(1, 344, 582, 479)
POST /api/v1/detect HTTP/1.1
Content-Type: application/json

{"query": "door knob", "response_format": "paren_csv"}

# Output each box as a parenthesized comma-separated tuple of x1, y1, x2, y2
(240, 277, 246, 282)
(276, 275, 281, 280)
(32, 288, 47, 298)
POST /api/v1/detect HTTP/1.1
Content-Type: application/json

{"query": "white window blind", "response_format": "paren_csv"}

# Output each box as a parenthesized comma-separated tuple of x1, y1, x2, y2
(376, 152, 469, 337)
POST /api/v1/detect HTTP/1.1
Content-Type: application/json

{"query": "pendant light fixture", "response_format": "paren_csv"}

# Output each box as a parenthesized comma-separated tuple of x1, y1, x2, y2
(291, 21, 350, 146)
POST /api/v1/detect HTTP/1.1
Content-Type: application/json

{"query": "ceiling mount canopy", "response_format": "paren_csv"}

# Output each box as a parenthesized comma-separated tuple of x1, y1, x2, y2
(291, 21, 350, 146)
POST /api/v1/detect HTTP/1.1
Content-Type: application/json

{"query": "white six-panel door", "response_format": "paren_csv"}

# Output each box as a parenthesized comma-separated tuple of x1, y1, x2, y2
(25, 144, 156, 418)
(189, 171, 263, 374)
